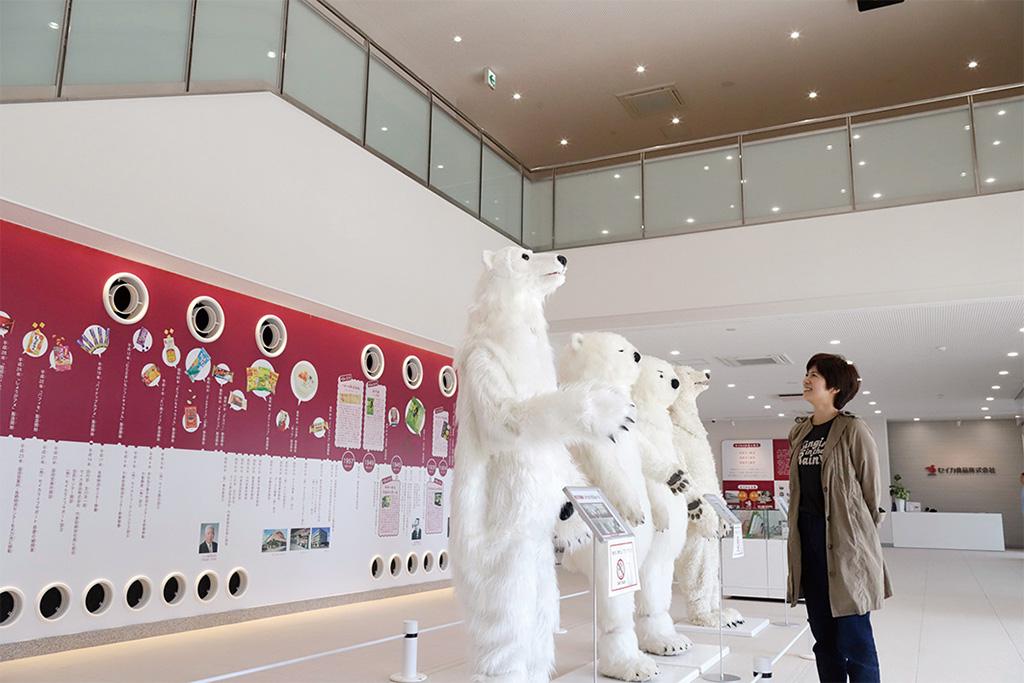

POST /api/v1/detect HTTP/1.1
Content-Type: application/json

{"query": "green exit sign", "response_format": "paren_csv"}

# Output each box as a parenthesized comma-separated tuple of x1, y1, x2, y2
(485, 68, 496, 90)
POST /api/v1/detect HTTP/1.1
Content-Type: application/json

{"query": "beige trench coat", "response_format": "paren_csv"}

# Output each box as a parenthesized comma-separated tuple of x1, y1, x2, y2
(786, 412, 893, 617)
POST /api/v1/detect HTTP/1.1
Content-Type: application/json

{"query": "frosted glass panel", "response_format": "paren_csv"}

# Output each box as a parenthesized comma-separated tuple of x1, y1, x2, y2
(644, 146, 741, 236)
(743, 129, 852, 221)
(283, 0, 366, 139)
(429, 106, 480, 213)
(481, 147, 522, 240)
(190, 0, 284, 89)
(852, 108, 975, 207)
(365, 58, 429, 180)
(64, 0, 191, 86)
(555, 163, 642, 247)
(0, 0, 64, 88)
(974, 97, 1024, 193)
(524, 177, 553, 250)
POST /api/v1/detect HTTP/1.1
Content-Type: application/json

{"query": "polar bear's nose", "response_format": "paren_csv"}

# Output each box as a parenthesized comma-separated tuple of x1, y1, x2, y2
(556, 255, 567, 266)
(633, 351, 641, 363)
(671, 378, 680, 389)
(705, 371, 711, 379)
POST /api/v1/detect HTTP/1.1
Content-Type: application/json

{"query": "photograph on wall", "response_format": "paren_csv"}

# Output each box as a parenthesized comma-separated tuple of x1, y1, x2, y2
(261, 528, 287, 553)
(199, 523, 220, 554)
(377, 475, 401, 537)
(289, 527, 310, 550)
(425, 479, 444, 534)
(310, 527, 330, 549)
(410, 518, 422, 541)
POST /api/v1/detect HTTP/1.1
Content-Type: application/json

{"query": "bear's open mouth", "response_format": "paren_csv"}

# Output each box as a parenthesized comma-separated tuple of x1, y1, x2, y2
(545, 271, 562, 276)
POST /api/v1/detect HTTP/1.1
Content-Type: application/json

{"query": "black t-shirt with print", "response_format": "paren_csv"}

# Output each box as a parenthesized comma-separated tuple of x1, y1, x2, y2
(797, 417, 835, 517)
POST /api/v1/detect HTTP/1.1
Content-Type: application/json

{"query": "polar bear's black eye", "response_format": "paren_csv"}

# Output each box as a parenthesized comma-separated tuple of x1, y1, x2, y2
(521, 253, 530, 261)
(618, 349, 624, 352)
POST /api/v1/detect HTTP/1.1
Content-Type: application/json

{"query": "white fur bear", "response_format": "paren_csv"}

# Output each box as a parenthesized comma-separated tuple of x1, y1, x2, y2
(559, 332, 659, 681)
(451, 246, 633, 683)
(632, 356, 695, 656)
(670, 366, 745, 628)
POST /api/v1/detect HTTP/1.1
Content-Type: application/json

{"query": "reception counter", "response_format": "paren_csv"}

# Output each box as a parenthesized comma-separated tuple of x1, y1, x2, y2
(890, 512, 1005, 551)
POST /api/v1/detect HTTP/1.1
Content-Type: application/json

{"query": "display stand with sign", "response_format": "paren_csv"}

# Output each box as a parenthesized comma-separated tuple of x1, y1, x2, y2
(769, 498, 800, 629)
(700, 494, 743, 683)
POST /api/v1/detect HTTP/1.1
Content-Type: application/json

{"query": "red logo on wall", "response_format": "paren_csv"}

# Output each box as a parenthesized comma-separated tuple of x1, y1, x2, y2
(925, 464, 937, 475)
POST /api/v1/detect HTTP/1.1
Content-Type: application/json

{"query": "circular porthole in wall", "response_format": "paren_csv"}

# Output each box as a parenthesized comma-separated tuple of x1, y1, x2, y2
(422, 552, 434, 574)
(370, 555, 385, 580)
(402, 356, 423, 390)
(439, 366, 457, 398)
(38, 583, 71, 621)
(162, 573, 186, 605)
(102, 273, 149, 325)
(389, 554, 402, 578)
(0, 587, 24, 627)
(361, 344, 385, 381)
(83, 580, 113, 616)
(186, 296, 225, 343)
(196, 571, 219, 602)
(406, 553, 419, 575)
(255, 315, 287, 358)
(227, 568, 248, 598)
(438, 550, 449, 572)
(124, 576, 151, 611)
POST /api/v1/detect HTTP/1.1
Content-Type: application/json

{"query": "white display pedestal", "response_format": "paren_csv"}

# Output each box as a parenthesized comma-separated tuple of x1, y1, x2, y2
(890, 512, 1005, 551)
(720, 538, 787, 599)
(674, 617, 769, 638)
(557, 645, 730, 682)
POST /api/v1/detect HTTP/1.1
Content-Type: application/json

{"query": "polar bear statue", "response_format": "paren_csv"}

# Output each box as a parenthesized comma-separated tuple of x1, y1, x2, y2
(631, 356, 695, 656)
(451, 246, 633, 683)
(559, 332, 659, 681)
(670, 365, 745, 628)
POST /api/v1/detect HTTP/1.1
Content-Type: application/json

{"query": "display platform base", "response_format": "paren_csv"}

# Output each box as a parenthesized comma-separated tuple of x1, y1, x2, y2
(647, 643, 730, 673)
(554, 660, 701, 683)
(674, 617, 769, 638)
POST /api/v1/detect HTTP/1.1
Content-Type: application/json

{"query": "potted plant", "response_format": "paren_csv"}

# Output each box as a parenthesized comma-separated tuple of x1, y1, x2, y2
(889, 474, 910, 512)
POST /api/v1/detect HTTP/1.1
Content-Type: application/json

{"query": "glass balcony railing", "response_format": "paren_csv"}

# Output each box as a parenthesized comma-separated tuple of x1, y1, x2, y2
(1, 0, 1021, 250)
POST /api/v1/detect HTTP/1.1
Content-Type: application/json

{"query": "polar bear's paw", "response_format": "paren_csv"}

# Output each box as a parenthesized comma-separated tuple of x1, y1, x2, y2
(684, 610, 721, 628)
(598, 652, 660, 681)
(611, 494, 646, 528)
(582, 385, 635, 441)
(687, 499, 703, 521)
(553, 506, 592, 553)
(638, 630, 693, 656)
(722, 607, 745, 626)
(666, 469, 692, 495)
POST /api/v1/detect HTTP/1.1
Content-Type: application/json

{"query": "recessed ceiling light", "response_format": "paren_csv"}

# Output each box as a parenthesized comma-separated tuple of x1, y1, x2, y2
(874, 410, 882, 414)
(840, 188, 847, 193)
(992, 385, 1001, 390)
(636, 65, 646, 74)
(1020, 327, 1024, 332)
(858, 160, 867, 166)
(771, 206, 781, 213)
(936, 345, 948, 351)
(730, 203, 736, 208)
(764, 404, 772, 409)
(671, 116, 680, 124)
(964, 125, 971, 131)
(634, 194, 641, 200)
(981, 407, 989, 411)
(869, 401, 877, 406)
(997, 109, 1006, 116)
(830, 339, 841, 345)
(984, 415, 992, 420)
(48, 21, 60, 29)
(986, 397, 995, 401)
(985, 177, 996, 183)
(852, 134, 861, 140)
(872, 192, 883, 199)
(703, 165, 710, 171)
(992, 140, 1002, 146)
(790, 30, 801, 39)
(686, 218, 695, 224)
(968, 60, 978, 69)
(747, 395, 755, 400)
(512, 92, 522, 100)
(600, 229, 609, 235)
(913, 417, 920, 422)
(559, 138, 568, 146)
(998, 370, 1009, 375)
(961, 171, 968, 177)
(436, 164, 444, 169)
(266, 51, 276, 59)
(862, 390, 871, 395)
(1009, 352, 1020, 357)
(727, 383, 736, 388)
(778, 413, 785, 417)
(669, 350, 680, 356)
(380, 126, 388, 132)
(726, 155, 734, 160)
(826, 144, 833, 151)
(808, 91, 818, 99)
(453, 35, 462, 43)
(613, 173, 621, 179)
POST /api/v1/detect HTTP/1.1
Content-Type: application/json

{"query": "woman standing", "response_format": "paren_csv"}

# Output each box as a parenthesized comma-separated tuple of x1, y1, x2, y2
(786, 353, 891, 683)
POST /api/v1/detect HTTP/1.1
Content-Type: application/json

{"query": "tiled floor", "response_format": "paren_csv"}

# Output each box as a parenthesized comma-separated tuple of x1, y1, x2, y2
(1, 548, 1021, 683)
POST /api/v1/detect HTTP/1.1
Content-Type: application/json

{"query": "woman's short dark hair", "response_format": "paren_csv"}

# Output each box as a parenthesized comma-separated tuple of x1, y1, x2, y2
(806, 353, 860, 410)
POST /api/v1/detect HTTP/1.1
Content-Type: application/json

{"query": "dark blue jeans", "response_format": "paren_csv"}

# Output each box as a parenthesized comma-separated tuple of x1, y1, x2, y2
(799, 511, 881, 683)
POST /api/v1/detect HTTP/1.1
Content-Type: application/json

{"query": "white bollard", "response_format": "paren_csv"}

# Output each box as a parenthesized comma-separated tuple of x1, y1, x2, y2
(389, 620, 428, 682)
(753, 655, 773, 679)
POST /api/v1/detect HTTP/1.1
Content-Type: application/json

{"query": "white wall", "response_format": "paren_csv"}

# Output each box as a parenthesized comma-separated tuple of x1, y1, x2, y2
(0, 93, 512, 351)
(704, 416, 893, 544)
(548, 191, 1024, 330)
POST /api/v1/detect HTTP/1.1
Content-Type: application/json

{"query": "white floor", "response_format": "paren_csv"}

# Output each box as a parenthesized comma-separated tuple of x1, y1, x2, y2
(0, 548, 1021, 683)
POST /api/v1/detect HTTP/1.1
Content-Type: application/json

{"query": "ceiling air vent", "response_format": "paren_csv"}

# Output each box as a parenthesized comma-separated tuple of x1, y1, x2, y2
(715, 354, 793, 368)
(776, 393, 806, 401)
(617, 84, 684, 119)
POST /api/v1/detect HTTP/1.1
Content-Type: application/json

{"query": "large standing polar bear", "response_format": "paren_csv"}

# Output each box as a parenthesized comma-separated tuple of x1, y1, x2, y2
(670, 366, 746, 628)
(632, 356, 695, 656)
(559, 332, 659, 682)
(451, 246, 633, 683)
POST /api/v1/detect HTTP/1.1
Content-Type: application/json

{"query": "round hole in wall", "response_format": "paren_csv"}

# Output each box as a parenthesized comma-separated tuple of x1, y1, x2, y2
(402, 356, 423, 390)
(103, 272, 149, 325)
(438, 550, 449, 572)
(389, 554, 402, 578)
(406, 553, 419, 575)
(0, 588, 24, 627)
(83, 580, 113, 616)
(196, 571, 218, 602)
(439, 366, 457, 397)
(38, 583, 71, 621)
(422, 552, 434, 573)
(361, 344, 385, 381)
(370, 556, 384, 580)
(227, 568, 248, 598)
(186, 296, 225, 343)
(255, 315, 287, 358)
(125, 576, 151, 610)
(162, 574, 186, 605)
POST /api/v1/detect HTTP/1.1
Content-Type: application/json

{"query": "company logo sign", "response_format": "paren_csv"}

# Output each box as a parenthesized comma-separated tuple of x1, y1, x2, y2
(925, 464, 996, 475)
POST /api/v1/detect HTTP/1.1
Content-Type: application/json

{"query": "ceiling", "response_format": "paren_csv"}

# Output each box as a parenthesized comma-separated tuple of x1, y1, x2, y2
(328, 0, 1023, 168)
(551, 297, 1024, 422)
